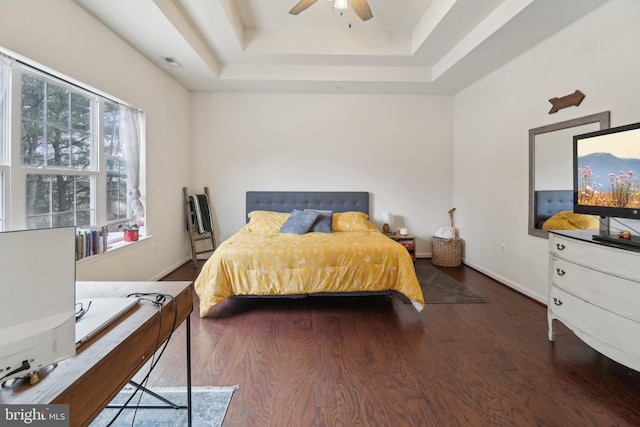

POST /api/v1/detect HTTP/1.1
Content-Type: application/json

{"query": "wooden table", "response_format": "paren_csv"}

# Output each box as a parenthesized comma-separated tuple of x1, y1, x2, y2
(389, 233, 416, 261)
(0, 280, 193, 427)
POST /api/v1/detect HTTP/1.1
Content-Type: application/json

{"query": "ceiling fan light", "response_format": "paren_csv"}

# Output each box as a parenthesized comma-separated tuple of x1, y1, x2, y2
(334, 0, 348, 11)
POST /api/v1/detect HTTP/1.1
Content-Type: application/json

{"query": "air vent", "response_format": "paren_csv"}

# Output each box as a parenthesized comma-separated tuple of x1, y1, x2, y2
(162, 56, 183, 68)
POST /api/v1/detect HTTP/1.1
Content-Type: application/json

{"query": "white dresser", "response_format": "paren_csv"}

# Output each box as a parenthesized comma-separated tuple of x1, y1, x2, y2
(548, 230, 640, 372)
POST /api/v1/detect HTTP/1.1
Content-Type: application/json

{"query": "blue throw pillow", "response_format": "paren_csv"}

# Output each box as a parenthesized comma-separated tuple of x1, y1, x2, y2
(305, 209, 333, 233)
(280, 209, 320, 235)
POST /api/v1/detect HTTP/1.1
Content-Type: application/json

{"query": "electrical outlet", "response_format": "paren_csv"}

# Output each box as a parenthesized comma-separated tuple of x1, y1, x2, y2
(152, 242, 157, 253)
(501, 243, 507, 254)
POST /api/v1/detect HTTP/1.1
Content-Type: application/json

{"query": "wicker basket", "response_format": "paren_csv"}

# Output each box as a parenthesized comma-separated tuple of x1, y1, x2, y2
(432, 236, 461, 267)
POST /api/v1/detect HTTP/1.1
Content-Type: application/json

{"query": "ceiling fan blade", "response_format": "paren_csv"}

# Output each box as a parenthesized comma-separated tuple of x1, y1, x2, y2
(351, 0, 373, 21)
(289, 0, 319, 15)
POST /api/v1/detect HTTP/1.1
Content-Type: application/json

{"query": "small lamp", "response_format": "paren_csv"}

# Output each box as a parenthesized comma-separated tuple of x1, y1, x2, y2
(382, 211, 392, 235)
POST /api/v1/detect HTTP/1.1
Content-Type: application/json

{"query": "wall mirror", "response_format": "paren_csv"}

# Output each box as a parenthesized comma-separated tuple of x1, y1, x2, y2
(528, 111, 610, 238)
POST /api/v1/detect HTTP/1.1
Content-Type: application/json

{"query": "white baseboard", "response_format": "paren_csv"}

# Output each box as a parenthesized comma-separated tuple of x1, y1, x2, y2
(150, 256, 193, 281)
(461, 258, 546, 304)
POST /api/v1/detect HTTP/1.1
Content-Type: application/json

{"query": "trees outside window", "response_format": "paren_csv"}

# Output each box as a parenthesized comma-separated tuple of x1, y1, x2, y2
(21, 72, 95, 228)
(0, 55, 144, 238)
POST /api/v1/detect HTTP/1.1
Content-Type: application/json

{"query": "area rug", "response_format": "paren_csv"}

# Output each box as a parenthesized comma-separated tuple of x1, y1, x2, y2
(416, 262, 489, 304)
(91, 385, 238, 427)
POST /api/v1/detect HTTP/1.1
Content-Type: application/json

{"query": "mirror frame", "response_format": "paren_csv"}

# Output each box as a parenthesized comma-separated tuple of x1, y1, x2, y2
(528, 111, 610, 238)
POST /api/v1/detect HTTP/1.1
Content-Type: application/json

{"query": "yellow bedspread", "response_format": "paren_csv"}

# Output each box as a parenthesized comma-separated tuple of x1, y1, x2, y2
(194, 227, 424, 317)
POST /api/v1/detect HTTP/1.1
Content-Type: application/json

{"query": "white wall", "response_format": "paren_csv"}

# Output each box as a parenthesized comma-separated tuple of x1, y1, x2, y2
(4, 0, 635, 295)
(190, 92, 454, 256)
(0, 0, 193, 280)
(453, 0, 640, 302)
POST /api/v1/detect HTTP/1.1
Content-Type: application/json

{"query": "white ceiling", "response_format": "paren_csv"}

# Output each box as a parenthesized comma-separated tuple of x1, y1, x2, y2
(75, 0, 610, 94)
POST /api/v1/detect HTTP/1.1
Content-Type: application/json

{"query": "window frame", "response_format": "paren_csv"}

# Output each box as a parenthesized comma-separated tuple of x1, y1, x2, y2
(0, 53, 144, 243)
(19, 67, 99, 229)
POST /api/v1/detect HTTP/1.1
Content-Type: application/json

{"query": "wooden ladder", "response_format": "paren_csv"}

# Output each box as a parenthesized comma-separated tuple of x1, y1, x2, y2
(184, 187, 216, 268)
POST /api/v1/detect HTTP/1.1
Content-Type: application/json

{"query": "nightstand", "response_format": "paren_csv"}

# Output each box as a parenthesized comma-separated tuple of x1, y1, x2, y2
(389, 234, 416, 261)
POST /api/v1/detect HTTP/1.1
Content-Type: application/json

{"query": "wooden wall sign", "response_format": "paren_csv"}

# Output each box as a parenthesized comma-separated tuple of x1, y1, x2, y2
(548, 90, 585, 114)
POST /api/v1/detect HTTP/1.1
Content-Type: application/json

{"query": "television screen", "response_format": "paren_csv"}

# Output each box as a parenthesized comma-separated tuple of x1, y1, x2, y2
(574, 122, 640, 220)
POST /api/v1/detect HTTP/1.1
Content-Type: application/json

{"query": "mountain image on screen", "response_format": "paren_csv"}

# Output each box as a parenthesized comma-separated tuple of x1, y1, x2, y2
(577, 153, 640, 208)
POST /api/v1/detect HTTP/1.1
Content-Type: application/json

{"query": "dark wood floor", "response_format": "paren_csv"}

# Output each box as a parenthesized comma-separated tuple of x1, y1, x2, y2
(151, 259, 640, 426)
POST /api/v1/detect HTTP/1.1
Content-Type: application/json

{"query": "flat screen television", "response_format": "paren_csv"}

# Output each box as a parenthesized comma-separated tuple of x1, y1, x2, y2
(0, 226, 76, 384)
(574, 121, 640, 248)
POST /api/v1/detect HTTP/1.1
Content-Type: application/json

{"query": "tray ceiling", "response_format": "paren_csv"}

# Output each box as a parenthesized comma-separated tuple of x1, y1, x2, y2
(75, 0, 610, 93)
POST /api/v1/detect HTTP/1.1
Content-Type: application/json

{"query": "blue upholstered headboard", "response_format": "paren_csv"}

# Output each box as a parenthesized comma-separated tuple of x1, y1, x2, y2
(246, 191, 369, 222)
(534, 190, 573, 228)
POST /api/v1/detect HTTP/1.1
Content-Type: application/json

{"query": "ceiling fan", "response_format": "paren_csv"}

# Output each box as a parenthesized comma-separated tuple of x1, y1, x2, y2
(289, 0, 373, 22)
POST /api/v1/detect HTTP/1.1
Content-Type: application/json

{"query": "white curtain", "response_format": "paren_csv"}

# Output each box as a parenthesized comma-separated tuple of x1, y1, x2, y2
(0, 53, 14, 145)
(119, 105, 145, 220)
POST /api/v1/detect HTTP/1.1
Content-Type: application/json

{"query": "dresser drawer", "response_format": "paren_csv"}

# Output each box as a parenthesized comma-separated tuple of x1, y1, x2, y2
(550, 234, 640, 280)
(549, 286, 640, 364)
(551, 257, 640, 323)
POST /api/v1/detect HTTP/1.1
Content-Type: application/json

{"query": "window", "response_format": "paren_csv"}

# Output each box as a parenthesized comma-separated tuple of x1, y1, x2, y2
(21, 71, 95, 228)
(104, 102, 129, 222)
(0, 50, 144, 240)
(0, 54, 12, 230)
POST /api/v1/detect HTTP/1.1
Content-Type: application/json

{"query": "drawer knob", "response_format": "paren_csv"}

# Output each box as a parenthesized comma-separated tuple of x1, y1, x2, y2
(555, 268, 566, 276)
(553, 298, 563, 306)
(555, 243, 566, 250)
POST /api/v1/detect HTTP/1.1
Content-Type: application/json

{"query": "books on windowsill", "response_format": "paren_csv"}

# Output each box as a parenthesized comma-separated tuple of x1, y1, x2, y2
(76, 226, 108, 260)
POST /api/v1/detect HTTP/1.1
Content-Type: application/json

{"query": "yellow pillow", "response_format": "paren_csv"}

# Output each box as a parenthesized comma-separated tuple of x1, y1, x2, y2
(542, 211, 599, 231)
(246, 211, 289, 233)
(332, 211, 378, 232)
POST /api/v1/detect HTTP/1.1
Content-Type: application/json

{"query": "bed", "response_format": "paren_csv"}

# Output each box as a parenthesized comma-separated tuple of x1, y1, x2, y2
(534, 190, 574, 229)
(194, 191, 424, 317)
(534, 190, 599, 231)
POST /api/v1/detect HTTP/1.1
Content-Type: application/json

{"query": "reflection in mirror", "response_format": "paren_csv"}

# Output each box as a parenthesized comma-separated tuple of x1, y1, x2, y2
(528, 112, 610, 238)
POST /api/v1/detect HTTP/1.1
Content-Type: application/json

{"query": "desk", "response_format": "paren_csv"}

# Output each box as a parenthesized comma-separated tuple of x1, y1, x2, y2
(0, 281, 193, 427)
